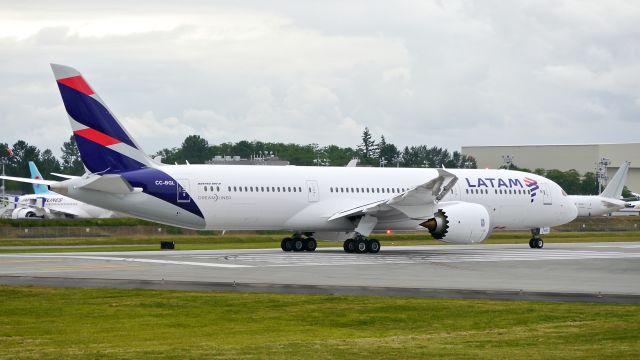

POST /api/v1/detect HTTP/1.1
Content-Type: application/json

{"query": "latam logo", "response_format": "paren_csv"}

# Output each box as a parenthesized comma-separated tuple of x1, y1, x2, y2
(465, 177, 539, 203)
(465, 177, 524, 188)
(523, 177, 539, 203)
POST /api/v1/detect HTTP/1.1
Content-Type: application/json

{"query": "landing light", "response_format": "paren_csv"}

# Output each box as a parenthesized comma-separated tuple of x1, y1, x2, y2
(386, 229, 392, 235)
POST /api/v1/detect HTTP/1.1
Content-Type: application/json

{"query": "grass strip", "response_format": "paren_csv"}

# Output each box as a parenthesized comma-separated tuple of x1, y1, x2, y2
(0, 286, 638, 359)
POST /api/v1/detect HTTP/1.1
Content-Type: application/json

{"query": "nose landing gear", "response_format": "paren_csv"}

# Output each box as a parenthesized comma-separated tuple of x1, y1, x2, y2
(529, 228, 544, 249)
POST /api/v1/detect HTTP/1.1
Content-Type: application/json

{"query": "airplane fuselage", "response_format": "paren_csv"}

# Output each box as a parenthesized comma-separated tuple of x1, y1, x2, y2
(61, 165, 578, 236)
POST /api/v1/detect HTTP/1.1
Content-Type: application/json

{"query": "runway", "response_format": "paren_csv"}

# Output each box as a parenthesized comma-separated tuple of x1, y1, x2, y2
(1, 242, 639, 303)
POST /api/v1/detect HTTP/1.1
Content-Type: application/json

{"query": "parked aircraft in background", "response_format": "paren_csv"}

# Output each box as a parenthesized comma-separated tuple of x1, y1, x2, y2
(1, 64, 578, 251)
(569, 162, 630, 217)
(1, 161, 117, 219)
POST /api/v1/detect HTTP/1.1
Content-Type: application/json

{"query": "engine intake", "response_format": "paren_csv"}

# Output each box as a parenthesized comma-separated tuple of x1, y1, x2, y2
(420, 202, 491, 244)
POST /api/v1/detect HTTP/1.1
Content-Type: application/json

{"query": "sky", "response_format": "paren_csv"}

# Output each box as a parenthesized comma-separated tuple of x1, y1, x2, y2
(0, 0, 639, 157)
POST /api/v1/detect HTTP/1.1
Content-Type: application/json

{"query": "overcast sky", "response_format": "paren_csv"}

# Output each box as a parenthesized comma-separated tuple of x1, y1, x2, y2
(1, 0, 639, 157)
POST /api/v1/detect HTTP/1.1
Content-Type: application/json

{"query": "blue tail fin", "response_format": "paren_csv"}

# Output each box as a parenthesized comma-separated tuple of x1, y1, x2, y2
(29, 161, 50, 194)
(50, 64, 154, 174)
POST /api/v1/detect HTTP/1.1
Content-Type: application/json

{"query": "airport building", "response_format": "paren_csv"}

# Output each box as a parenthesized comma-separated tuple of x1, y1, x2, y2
(461, 143, 640, 192)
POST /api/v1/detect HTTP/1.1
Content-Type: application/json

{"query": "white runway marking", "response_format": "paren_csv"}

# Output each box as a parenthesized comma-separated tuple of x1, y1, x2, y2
(170, 248, 640, 267)
(1, 247, 638, 269)
(0, 254, 253, 268)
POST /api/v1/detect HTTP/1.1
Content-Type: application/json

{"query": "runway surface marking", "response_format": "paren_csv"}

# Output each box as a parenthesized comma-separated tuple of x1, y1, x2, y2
(172, 248, 640, 267)
(0, 255, 253, 268)
(1, 247, 638, 269)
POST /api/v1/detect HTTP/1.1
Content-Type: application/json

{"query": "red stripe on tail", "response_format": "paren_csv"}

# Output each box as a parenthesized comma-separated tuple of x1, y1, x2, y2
(74, 128, 121, 147)
(58, 76, 94, 96)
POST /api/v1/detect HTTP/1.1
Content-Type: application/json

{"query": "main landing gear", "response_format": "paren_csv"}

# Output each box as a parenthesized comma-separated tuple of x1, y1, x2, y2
(343, 235, 380, 254)
(281, 234, 317, 252)
(529, 228, 544, 249)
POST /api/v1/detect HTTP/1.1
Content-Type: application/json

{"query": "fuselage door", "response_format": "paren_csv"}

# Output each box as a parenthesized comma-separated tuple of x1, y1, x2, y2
(306, 180, 319, 202)
(177, 179, 191, 203)
(541, 183, 552, 205)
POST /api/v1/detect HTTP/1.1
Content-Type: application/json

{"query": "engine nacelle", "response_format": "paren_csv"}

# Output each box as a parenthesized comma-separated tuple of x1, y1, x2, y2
(11, 208, 45, 219)
(420, 202, 491, 244)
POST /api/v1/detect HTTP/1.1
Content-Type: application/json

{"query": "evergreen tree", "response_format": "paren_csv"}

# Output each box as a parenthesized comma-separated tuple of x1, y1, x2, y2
(357, 127, 377, 161)
(60, 136, 84, 175)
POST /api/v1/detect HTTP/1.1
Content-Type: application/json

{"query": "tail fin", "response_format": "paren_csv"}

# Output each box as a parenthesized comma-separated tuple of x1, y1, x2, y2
(601, 161, 630, 199)
(28, 161, 50, 194)
(50, 64, 154, 174)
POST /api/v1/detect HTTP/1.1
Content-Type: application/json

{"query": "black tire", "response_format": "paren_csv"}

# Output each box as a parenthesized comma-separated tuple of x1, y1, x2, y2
(536, 239, 544, 249)
(293, 238, 305, 252)
(529, 239, 535, 248)
(305, 237, 317, 252)
(368, 239, 381, 253)
(355, 239, 368, 254)
(343, 239, 355, 253)
(281, 238, 293, 251)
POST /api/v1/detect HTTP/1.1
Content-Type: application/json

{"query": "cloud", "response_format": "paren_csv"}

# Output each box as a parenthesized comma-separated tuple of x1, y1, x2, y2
(1, 0, 639, 159)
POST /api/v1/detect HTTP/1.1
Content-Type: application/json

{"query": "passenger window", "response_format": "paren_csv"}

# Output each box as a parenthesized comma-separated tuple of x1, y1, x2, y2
(288, 187, 291, 192)
(277, 187, 281, 192)
(239, 186, 242, 192)
(228, 186, 231, 192)
(299, 187, 302, 192)
(204, 186, 207, 192)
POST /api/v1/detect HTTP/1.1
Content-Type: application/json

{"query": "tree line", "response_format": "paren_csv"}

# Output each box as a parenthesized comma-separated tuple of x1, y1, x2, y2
(1, 128, 604, 196)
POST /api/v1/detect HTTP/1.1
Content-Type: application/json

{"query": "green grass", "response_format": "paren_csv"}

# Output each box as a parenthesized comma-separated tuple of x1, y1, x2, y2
(0, 286, 638, 359)
(0, 231, 639, 254)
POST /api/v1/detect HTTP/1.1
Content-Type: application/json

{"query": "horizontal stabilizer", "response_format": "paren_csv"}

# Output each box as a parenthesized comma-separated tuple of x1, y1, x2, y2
(79, 174, 134, 194)
(50, 172, 80, 179)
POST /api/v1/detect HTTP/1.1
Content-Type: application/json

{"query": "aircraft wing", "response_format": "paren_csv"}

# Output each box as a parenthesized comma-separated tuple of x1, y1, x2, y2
(600, 198, 626, 210)
(0, 175, 57, 186)
(328, 169, 458, 221)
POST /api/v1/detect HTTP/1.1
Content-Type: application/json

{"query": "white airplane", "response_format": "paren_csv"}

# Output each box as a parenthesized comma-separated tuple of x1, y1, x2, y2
(568, 161, 630, 217)
(2, 161, 118, 219)
(0, 64, 578, 251)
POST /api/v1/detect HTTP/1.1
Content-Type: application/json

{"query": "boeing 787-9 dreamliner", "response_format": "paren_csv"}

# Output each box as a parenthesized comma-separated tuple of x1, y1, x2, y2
(0, 64, 578, 252)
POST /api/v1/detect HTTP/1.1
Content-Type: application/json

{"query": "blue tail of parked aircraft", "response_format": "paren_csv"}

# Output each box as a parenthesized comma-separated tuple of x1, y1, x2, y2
(28, 161, 50, 194)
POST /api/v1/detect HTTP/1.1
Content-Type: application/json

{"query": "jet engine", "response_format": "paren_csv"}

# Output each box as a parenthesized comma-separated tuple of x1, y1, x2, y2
(11, 208, 44, 219)
(420, 202, 491, 244)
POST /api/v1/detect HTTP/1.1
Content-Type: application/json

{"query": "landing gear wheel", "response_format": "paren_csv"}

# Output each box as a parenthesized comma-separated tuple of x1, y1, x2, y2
(293, 238, 305, 252)
(529, 239, 535, 248)
(281, 238, 293, 252)
(355, 239, 368, 254)
(343, 239, 355, 253)
(368, 239, 381, 253)
(536, 239, 544, 248)
(305, 237, 317, 252)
